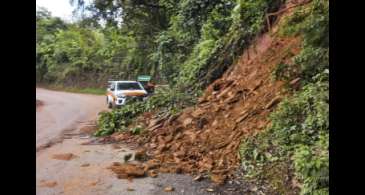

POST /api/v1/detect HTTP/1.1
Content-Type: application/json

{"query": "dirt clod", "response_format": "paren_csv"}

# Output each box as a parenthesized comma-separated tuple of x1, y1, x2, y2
(52, 153, 78, 161)
(148, 170, 158, 178)
(39, 180, 57, 188)
(124, 153, 133, 162)
(109, 163, 145, 179)
(81, 163, 90, 167)
(164, 186, 174, 192)
(134, 149, 147, 161)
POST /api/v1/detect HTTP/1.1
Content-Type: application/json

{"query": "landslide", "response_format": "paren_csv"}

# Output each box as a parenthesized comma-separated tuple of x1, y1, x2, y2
(112, 1, 303, 183)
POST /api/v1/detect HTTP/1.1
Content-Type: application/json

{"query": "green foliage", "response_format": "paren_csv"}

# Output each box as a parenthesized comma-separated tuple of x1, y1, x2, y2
(197, 0, 283, 88)
(95, 87, 197, 136)
(240, 75, 329, 193)
(239, 1, 328, 194)
(293, 133, 329, 195)
(39, 84, 105, 95)
(277, 0, 329, 83)
(131, 125, 144, 135)
(38, 0, 282, 90)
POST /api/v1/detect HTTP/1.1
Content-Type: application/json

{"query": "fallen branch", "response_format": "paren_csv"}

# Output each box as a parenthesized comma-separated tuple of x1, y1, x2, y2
(266, 0, 312, 32)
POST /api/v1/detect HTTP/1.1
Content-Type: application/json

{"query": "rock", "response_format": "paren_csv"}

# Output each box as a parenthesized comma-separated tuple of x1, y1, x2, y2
(206, 188, 215, 192)
(167, 114, 179, 124)
(235, 113, 249, 123)
(143, 159, 161, 171)
(148, 118, 165, 128)
(217, 86, 232, 99)
(147, 123, 163, 131)
(171, 166, 182, 174)
(265, 96, 282, 109)
(81, 163, 90, 167)
(289, 77, 301, 86)
(214, 141, 229, 149)
(112, 144, 121, 149)
(149, 143, 157, 149)
(174, 132, 184, 140)
(196, 118, 208, 129)
(148, 170, 158, 178)
(212, 91, 219, 95)
(250, 186, 258, 192)
(39, 181, 57, 188)
(193, 174, 202, 181)
(210, 174, 226, 184)
(52, 153, 78, 161)
(112, 162, 122, 166)
(79, 125, 97, 134)
(290, 77, 301, 90)
(252, 80, 263, 91)
(89, 180, 99, 186)
(191, 109, 205, 118)
(134, 149, 147, 161)
(164, 135, 174, 143)
(124, 153, 133, 162)
(173, 150, 186, 158)
(108, 163, 145, 179)
(182, 118, 193, 128)
(198, 99, 210, 104)
(164, 186, 174, 192)
(212, 120, 218, 127)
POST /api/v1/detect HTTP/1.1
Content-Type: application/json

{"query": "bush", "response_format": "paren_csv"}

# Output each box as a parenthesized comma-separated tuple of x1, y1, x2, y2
(240, 74, 329, 194)
(293, 133, 329, 195)
(95, 87, 197, 136)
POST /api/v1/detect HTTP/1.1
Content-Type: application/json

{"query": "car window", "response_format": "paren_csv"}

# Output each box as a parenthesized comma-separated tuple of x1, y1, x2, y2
(117, 83, 142, 90)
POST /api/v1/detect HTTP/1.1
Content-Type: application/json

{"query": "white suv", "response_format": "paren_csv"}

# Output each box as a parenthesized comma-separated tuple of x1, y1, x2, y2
(106, 81, 148, 108)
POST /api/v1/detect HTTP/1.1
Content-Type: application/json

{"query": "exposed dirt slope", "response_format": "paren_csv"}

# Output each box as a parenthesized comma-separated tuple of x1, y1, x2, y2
(112, 2, 302, 184)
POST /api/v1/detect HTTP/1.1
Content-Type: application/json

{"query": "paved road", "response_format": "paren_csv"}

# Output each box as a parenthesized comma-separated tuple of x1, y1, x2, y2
(36, 88, 241, 195)
(36, 88, 106, 150)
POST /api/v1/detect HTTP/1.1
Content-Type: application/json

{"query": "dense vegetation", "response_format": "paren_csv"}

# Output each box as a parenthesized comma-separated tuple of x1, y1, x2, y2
(239, 0, 329, 194)
(37, 0, 282, 89)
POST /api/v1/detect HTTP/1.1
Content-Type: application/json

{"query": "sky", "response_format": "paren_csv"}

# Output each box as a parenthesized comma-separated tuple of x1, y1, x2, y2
(36, 0, 74, 21)
(36, 0, 90, 22)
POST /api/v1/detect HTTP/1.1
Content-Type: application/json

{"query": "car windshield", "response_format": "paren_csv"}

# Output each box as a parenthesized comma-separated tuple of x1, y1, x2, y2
(117, 82, 142, 90)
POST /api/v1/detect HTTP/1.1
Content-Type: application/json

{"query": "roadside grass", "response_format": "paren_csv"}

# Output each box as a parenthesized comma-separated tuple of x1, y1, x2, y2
(37, 84, 106, 95)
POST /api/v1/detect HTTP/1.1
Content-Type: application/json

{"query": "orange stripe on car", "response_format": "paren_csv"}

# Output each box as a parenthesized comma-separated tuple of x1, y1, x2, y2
(106, 92, 117, 101)
(123, 92, 146, 97)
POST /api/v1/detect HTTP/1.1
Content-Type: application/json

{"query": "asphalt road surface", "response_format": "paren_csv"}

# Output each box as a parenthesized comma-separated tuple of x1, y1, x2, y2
(36, 88, 106, 150)
(36, 88, 243, 195)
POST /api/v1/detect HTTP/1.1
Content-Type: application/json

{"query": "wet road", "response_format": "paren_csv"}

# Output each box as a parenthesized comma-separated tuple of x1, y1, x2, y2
(36, 88, 106, 150)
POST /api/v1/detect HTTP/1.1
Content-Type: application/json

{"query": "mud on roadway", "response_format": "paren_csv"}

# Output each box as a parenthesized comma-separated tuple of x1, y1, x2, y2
(36, 88, 245, 195)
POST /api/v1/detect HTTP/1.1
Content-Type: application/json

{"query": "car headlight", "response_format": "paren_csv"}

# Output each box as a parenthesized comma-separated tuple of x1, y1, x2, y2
(117, 94, 125, 98)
